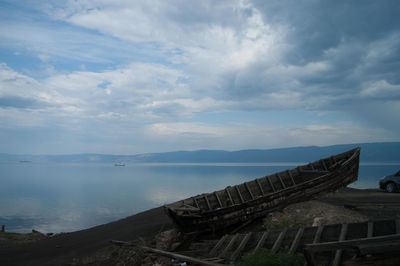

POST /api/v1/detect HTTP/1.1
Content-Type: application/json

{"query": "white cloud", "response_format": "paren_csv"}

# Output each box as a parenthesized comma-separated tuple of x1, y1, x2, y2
(360, 80, 400, 98)
(0, 64, 46, 100)
(49, 0, 287, 95)
(1, 1, 400, 153)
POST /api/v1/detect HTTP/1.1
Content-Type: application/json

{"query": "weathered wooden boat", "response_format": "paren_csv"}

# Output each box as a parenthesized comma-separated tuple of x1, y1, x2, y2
(165, 148, 361, 232)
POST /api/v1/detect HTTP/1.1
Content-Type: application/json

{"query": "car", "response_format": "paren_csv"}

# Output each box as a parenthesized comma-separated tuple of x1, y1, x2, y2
(379, 170, 400, 193)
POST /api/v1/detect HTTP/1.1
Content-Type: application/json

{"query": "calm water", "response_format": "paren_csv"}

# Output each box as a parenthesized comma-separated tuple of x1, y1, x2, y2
(0, 162, 399, 233)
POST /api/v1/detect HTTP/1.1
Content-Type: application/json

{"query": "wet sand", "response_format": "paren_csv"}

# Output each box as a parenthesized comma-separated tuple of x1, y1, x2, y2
(1, 188, 399, 266)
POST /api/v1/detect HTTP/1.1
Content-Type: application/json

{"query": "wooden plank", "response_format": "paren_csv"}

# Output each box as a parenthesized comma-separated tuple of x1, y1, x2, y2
(219, 234, 239, 258)
(313, 225, 325, 244)
(287, 170, 296, 185)
(304, 225, 325, 266)
(277, 174, 286, 189)
(204, 195, 212, 210)
(192, 197, 200, 209)
(304, 234, 400, 252)
(332, 223, 348, 266)
(141, 246, 226, 266)
(271, 229, 287, 254)
(244, 182, 255, 200)
(367, 221, 374, 238)
(266, 176, 276, 192)
(299, 170, 329, 174)
(183, 204, 199, 210)
(209, 235, 229, 257)
(253, 231, 270, 254)
(289, 227, 304, 254)
(396, 219, 400, 234)
(235, 186, 245, 203)
(225, 188, 233, 206)
(214, 192, 223, 208)
(110, 240, 225, 265)
(230, 233, 252, 261)
(174, 206, 201, 212)
(255, 178, 265, 195)
(203, 258, 225, 263)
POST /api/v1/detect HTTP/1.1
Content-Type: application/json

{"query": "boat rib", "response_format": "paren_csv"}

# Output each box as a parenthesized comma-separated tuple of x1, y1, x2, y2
(165, 148, 360, 232)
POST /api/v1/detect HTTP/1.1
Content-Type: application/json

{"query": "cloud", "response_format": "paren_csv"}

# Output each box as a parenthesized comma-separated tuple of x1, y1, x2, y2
(0, 1, 399, 153)
(361, 80, 400, 99)
(14, 1, 400, 112)
(48, 0, 288, 94)
(0, 96, 50, 109)
(145, 121, 396, 151)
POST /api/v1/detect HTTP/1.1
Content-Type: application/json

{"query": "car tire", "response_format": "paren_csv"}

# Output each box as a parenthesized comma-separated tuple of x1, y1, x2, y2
(385, 182, 397, 193)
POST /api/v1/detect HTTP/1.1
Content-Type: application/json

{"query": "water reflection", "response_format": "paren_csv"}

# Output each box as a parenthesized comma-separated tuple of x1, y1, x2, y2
(0, 162, 399, 233)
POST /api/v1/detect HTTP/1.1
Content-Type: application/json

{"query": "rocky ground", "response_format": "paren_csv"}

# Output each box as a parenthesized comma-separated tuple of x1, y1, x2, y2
(1, 188, 399, 266)
(262, 200, 369, 230)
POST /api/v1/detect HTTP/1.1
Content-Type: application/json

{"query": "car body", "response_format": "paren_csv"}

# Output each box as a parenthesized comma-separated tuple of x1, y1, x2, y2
(379, 170, 400, 193)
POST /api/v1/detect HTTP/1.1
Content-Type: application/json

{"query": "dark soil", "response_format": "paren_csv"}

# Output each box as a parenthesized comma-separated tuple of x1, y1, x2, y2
(0, 207, 172, 266)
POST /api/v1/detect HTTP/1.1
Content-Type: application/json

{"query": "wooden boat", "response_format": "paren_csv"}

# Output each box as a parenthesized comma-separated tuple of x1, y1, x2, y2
(165, 148, 361, 232)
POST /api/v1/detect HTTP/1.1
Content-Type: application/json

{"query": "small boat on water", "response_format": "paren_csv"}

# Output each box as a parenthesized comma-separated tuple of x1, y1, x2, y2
(114, 162, 125, 166)
(165, 148, 361, 232)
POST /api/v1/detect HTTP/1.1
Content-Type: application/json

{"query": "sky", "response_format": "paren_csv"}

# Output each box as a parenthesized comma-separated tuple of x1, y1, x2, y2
(0, 0, 399, 154)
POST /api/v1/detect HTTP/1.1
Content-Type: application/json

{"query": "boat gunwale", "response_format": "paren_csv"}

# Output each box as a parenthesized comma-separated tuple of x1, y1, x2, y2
(166, 148, 360, 217)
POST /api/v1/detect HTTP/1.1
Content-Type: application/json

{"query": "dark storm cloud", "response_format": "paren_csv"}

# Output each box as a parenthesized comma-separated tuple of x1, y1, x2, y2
(253, 0, 400, 63)
(223, 0, 400, 107)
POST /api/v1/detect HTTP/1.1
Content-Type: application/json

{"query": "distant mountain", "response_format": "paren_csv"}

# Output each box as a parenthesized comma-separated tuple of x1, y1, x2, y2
(1, 142, 399, 163)
(126, 142, 400, 163)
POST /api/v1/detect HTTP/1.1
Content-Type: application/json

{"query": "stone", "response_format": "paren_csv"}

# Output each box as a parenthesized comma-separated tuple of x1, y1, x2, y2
(155, 229, 181, 251)
(312, 217, 324, 226)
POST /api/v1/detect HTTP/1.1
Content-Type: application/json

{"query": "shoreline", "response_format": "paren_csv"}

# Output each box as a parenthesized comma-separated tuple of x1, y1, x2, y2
(1, 188, 400, 266)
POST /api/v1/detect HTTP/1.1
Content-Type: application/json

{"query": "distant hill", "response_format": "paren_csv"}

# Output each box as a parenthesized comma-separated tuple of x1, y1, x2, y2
(126, 142, 400, 163)
(1, 142, 399, 163)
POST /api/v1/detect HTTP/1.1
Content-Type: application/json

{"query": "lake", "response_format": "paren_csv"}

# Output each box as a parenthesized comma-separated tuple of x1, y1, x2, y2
(0, 162, 399, 233)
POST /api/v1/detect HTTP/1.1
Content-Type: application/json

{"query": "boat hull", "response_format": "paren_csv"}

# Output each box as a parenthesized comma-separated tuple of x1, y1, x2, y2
(165, 148, 360, 232)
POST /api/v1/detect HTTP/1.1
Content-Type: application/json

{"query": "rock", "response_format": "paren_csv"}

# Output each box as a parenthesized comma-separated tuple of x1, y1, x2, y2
(263, 200, 368, 229)
(312, 217, 324, 226)
(155, 229, 181, 251)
